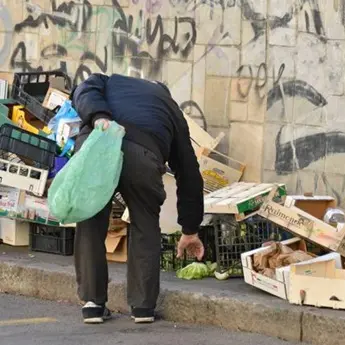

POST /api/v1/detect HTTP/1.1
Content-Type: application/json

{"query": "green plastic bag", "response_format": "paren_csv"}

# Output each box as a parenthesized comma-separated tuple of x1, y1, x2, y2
(48, 121, 125, 224)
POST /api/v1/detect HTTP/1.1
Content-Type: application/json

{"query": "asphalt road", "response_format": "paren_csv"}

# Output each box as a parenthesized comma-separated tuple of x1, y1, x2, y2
(0, 294, 304, 345)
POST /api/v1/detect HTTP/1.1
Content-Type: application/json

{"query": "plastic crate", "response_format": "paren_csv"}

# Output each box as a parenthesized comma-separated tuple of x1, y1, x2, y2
(11, 71, 71, 124)
(160, 227, 216, 272)
(0, 124, 56, 169)
(11, 105, 51, 136)
(29, 223, 75, 256)
(0, 157, 48, 196)
(213, 214, 292, 277)
(112, 192, 126, 217)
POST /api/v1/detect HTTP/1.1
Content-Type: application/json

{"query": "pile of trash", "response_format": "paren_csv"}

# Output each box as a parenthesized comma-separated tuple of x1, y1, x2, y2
(0, 71, 124, 255)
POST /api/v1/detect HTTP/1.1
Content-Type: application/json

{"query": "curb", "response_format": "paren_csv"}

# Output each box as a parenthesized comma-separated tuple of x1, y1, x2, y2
(0, 260, 344, 345)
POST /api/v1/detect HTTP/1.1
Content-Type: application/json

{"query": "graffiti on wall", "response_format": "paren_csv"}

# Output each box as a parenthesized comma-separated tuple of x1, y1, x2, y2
(111, 2, 196, 79)
(236, 62, 286, 99)
(15, 0, 93, 32)
(9, 0, 197, 84)
(264, 0, 345, 203)
(1, 0, 345, 201)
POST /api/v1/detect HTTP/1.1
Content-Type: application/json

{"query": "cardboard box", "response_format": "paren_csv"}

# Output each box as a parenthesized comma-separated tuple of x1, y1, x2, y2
(49, 76, 69, 93)
(289, 258, 345, 309)
(106, 227, 127, 263)
(0, 72, 14, 85)
(0, 186, 60, 227)
(241, 237, 343, 300)
(259, 189, 345, 256)
(56, 118, 81, 145)
(284, 195, 336, 218)
(183, 113, 224, 155)
(0, 218, 30, 246)
(43, 87, 69, 110)
(198, 153, 245, 193)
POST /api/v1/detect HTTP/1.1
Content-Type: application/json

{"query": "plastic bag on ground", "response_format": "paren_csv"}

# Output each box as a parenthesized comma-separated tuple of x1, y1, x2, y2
(48, 121, 125, 224)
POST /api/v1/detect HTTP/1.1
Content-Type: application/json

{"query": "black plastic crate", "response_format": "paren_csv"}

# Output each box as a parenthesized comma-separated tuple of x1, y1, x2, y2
(29, 223, 75, 256)
(160, 227, 216, 272)
(112, 192, 126, 218)
(11, 71, 71, 124)
(213, 214, 293, 277)
(160, 232, 182, 271)
(12, 71, 71, 102)
(0, 124, 56, 169)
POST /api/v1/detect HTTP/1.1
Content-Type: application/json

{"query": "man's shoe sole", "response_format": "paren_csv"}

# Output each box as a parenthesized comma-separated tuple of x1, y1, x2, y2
(84, 317, 104, 324)
(84, 314, 112, 324)
(134, 316, 155, 323)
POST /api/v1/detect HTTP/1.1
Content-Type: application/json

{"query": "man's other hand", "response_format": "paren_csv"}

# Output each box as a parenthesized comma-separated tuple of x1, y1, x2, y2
(177, 233, 205, 261)
(94, 118, 110, 131)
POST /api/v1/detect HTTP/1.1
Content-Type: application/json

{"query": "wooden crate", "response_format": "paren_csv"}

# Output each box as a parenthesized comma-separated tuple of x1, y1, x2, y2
(259, 187, 345, 256)
(289, 258, 345, 309)
(204, 182, 287, 221)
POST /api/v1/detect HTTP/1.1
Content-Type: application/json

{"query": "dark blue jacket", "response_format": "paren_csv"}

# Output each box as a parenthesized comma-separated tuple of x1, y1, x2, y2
(72, 73, 204, 234)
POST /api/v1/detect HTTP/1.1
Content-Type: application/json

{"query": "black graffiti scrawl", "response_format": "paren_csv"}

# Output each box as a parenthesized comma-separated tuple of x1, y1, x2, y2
(267, 80, 327, 110)
(274, 130, 345, 175)
(15, 0, 93, 32)
(266, 79, 331, 175)
(241, 0, 326, 41)
(111, 0, 196, 78)
(10, 0, 197, 86)
(302, 0, 326, 36)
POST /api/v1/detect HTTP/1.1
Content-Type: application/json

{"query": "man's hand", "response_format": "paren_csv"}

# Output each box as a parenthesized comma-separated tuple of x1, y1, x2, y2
(94, 118, 110, 131)
(177, 233, 205, 261)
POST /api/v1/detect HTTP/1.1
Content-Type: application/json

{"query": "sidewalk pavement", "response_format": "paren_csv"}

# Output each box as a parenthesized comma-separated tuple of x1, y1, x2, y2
(0, 244, 344, 345)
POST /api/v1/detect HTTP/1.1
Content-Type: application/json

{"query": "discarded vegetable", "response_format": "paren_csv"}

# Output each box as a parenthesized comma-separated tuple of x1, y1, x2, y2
(176, 262, 210, 280)
(206, 261, 217, 276)
(214, 271, 230, 281)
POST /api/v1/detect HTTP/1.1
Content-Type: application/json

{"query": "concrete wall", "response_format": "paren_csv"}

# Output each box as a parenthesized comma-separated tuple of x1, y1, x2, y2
(1, 0, 345, 205)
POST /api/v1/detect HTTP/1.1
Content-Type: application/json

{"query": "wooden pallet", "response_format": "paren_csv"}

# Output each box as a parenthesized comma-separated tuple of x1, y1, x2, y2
(204, 182, 287, 221)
